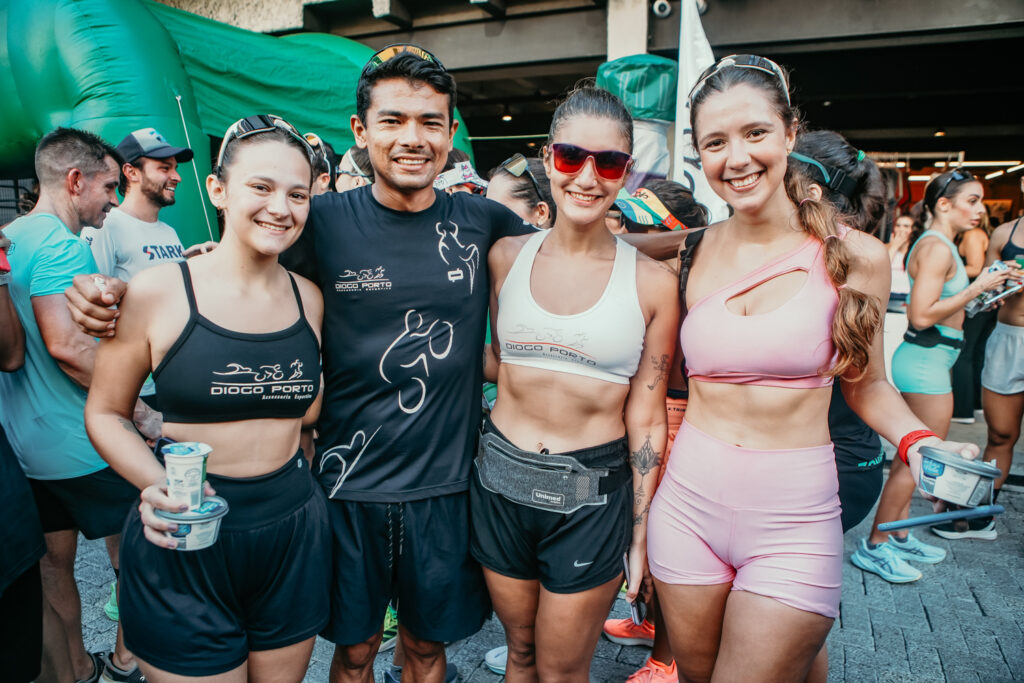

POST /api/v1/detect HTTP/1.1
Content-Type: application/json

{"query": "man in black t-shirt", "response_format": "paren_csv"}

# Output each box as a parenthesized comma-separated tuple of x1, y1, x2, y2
(280, 47, 532, 683)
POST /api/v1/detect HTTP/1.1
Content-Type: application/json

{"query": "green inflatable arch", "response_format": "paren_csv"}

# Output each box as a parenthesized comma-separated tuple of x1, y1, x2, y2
(0, 0, 474, 247)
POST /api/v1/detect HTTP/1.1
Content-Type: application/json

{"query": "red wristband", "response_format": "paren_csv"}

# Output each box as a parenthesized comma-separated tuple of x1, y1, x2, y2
(898, 430, 938, 465)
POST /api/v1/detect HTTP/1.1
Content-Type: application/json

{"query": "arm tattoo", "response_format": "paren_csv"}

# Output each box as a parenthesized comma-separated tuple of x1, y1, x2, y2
(647, 354, 669, 390)
(632, 482, 651, 526)
(630, 436, 660, 476)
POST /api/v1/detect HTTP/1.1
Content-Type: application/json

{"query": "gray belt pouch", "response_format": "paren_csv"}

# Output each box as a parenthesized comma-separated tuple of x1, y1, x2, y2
(475, 431, 630, 514)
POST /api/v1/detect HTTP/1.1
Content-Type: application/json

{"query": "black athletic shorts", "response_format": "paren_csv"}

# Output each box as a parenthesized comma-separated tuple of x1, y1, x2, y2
(0, 563, 42, 683)
(323, 492, 491, 646)
(838, 464, 885, 532)
(469, 420, 632, 594)
(29, 466, 138, 539)
(120, 451, 330, 676)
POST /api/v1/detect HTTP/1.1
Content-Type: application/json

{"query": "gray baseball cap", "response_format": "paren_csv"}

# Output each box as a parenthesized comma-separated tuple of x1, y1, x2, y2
(116, 128, 193, 165)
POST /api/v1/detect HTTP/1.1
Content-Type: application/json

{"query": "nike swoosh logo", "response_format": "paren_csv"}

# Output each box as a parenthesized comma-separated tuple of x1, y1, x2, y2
(574, 560, 594, 568)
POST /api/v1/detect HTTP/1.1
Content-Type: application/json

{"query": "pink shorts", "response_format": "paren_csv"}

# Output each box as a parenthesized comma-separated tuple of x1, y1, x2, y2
(648, 421, 842, 618)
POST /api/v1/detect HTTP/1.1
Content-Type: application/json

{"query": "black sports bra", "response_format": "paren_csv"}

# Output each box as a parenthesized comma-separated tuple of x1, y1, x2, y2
(1002, 218, 1024, 262)
(153, 262, 321, 423)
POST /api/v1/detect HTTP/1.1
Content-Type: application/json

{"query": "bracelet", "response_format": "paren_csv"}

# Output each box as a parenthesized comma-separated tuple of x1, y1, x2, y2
(0, 271, 10, 286)
(898, 429, 938, 465)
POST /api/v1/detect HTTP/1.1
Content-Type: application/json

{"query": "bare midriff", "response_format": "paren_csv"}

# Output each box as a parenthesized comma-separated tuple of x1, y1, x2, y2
(490, 363, 630, 453)
(683, 379, 833, 451)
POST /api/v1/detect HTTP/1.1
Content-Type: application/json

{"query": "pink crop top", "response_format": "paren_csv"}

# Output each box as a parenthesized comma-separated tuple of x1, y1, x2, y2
(680, 231, 846, 389)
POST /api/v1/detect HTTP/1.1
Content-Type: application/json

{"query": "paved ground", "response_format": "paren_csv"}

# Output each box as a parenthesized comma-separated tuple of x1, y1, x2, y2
(77, 421, 1024, 682)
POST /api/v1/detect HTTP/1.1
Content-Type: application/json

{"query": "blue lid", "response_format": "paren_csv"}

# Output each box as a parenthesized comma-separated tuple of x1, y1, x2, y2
(153, 495, 229, 522)
(161, 441, 212, 457)
(919, 447, 1000, 478)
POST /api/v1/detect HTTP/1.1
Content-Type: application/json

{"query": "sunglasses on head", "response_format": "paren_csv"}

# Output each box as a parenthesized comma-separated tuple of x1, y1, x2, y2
(688, 54, 790, 106)
(930, 167, 975, 200)
(303, 132, 331, 172)
(217, 114, 313, 169)
(498, 153, 543, 199)
(547, 143, 632, 181)
(362, 44, 446, 78)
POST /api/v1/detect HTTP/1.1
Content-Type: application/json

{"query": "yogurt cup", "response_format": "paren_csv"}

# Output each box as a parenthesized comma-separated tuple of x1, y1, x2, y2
(917, 446, 1000, 507)
(154, 496, 229, 551)
(162, 441, 211, 511)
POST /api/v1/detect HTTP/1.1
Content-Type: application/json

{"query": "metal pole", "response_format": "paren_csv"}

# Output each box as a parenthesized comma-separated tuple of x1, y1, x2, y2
(174, 95, 215, 242)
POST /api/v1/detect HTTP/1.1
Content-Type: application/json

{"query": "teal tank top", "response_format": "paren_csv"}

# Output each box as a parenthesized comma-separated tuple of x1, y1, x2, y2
(906, 230, 970, 300)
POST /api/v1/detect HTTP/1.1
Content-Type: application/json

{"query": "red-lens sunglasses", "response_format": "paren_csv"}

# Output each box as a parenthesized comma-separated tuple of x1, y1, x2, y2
(547, 143, 632, 181)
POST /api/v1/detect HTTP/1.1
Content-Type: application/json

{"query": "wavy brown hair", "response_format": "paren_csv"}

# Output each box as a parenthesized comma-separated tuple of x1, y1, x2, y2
(690, 59, 881, 380)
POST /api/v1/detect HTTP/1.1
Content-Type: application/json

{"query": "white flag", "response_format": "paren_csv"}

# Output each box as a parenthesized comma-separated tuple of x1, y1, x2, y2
(671, 0, 729, 224)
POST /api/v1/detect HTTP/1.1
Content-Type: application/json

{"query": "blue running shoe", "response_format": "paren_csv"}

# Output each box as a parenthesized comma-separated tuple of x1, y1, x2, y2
(887, 531, 946, 564)
(851, 539, 922, 583)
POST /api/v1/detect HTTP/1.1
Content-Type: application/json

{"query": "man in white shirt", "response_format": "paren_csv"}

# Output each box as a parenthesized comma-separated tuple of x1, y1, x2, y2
(81, 127, 202, 281)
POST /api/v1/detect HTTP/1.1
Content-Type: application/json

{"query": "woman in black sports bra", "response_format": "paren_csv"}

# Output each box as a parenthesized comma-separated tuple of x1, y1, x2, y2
(85, 115, 326, 683)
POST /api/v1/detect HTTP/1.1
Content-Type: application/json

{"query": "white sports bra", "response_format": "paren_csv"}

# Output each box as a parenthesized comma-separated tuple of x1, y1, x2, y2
(496, 230, 646, 385)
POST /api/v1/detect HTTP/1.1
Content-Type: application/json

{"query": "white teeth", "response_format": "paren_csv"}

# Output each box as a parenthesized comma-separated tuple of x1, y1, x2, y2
(396, 158, 426, 167)
(728, 173, 760, 189)
(256, 221, 287, 232)
(568, 191, 597, 203)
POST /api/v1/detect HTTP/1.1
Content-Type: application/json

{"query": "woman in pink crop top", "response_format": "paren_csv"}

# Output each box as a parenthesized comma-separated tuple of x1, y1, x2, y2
(476, 86, 679, 681)
(646, 55, 984, 683)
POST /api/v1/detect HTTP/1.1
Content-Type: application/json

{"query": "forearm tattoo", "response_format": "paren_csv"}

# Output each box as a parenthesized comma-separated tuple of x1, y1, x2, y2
(630, 436, 661, 476)
(647, 354, 669, 391)
(632, 481, 651, 526)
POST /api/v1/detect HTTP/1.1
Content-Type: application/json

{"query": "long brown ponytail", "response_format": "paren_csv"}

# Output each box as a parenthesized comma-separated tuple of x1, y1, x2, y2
(785, 171, 881, 380)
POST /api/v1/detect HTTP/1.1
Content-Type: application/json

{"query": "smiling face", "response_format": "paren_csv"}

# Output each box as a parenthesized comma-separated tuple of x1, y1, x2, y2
(207, 139, 311, 257)
(693, 82, 796, 216)
(134, 156, 181, 207)
(351, 77, 456, 200)
(544, 115, 631, 229)
(939, 180, 985, 233)
(75, 155, 120, 229)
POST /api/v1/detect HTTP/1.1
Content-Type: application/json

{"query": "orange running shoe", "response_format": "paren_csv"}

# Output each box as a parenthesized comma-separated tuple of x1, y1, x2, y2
(626, 657, 678, 683)
(602, 617, 655, 647)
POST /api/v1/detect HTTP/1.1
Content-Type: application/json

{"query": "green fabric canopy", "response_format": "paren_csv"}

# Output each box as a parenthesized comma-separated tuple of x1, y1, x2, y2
(1, 0, 473, 246)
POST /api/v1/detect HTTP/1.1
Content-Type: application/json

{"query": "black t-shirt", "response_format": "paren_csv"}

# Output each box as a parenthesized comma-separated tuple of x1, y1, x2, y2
(828, 382, 883, 472)
(0, 424, 45, 594)
(283, 187, 532, 502)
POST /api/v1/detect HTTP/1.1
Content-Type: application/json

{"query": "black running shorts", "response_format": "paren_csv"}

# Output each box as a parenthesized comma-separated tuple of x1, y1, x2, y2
(29, 466, 138, 539)
(322, 492, 491, 646)
(838, 465, 884, 532)
(469, 421, 632, 594)
(120, 452, 330, 676)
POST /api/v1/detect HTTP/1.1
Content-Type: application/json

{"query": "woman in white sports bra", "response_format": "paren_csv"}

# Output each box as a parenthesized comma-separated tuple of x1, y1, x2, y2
(472, 86, 678, 681)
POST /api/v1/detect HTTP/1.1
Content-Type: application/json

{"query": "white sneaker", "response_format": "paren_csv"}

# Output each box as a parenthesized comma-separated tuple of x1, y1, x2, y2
(950, 416, 976, 424)
(484, 645, 507, 675)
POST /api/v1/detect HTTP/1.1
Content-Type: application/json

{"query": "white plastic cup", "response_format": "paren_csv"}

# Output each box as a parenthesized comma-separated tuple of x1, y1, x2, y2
(162, 442, 212, 511)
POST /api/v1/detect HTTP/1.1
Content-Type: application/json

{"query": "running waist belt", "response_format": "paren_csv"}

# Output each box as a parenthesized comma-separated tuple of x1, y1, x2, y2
(475, 432, 631, 514)
(903, 325, 963, 349)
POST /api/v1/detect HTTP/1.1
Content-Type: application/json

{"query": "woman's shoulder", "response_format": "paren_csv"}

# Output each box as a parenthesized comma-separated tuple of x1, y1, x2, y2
(489, 232, 533, 266)
(288, 269, 324, 319)
(634, 248, 678, 310)
(841, 228, 887, 262)
(124, 260, 183, 299)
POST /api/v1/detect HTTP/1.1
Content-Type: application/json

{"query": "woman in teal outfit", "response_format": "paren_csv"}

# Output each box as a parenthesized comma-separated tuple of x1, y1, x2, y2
(853, 168, 1016, 583)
